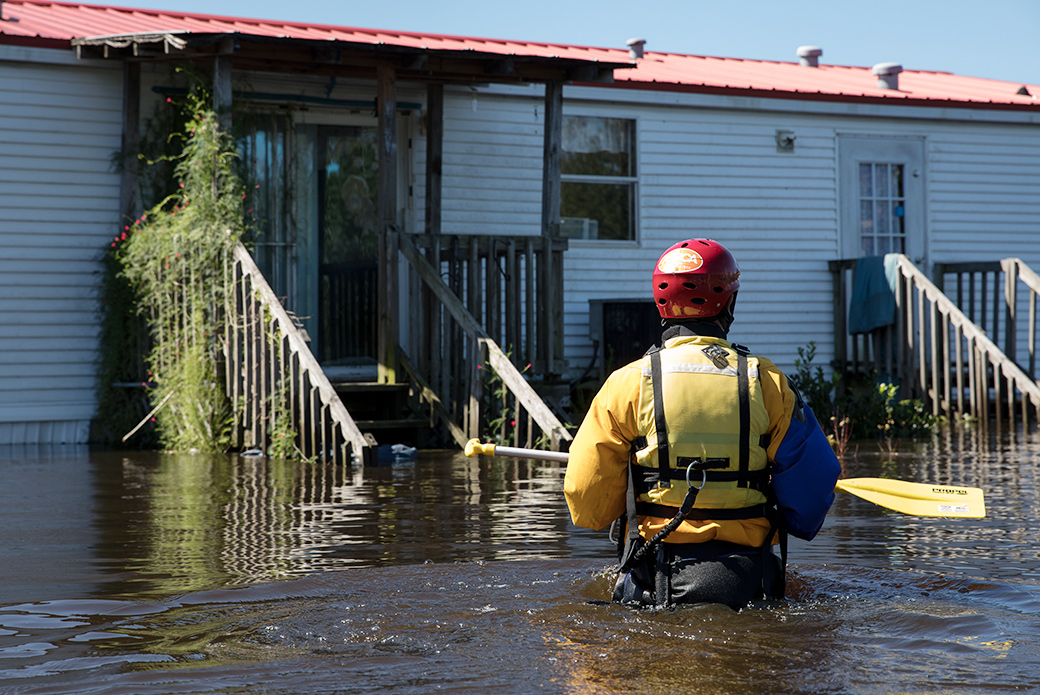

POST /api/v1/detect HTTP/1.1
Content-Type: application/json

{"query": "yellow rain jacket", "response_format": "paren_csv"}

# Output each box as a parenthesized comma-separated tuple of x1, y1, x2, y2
(565, 333, 837, 548)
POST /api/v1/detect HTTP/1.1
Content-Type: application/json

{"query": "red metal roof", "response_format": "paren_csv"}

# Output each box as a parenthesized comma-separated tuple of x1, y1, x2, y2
(618, 51, 1040, 110)
(2, 0, 1038, 111)
(0, 0, 625, 63)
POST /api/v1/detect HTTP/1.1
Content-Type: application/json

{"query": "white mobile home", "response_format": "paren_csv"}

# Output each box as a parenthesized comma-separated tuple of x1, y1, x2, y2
(2, 0, 1039, 444)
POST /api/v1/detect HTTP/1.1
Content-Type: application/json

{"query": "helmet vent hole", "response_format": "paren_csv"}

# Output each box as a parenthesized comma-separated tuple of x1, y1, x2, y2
(691, 298, 706, 305)
(657, 298, 667, 305)
(713, 286, 724, 293)
(658, 282, 669, 290)
(683, 282, 697, 290)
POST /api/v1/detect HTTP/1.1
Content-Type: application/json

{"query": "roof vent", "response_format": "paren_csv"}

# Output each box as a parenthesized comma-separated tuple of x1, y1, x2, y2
(626, 37, 646, 60)
(872, 62, 903, 90)
(797, 45, 823, 67)
(1016, 85, 1031, 96)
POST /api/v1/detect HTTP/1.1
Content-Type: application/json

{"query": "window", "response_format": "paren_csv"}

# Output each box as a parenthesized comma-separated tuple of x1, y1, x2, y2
(560, 116, 636, 241)
(858, 162, 906, 256)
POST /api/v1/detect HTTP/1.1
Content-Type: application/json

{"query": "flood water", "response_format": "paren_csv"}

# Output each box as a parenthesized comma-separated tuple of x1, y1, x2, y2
(1, 427, 1039, 694)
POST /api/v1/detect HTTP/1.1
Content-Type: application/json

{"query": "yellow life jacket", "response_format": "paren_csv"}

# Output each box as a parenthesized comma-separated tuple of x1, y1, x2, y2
(632, 337, 771, 516)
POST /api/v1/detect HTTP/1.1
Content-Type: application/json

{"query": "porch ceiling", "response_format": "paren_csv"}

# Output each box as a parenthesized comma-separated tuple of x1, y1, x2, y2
(72, 31, 625, 85)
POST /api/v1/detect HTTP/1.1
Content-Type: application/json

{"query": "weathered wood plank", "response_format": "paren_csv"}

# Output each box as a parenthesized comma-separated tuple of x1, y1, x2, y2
(398, 232, 571, 448)
(233, 244, 370, 461)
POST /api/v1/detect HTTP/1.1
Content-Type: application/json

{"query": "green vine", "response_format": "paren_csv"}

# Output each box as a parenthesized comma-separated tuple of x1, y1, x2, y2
(98, 81, 246, 452)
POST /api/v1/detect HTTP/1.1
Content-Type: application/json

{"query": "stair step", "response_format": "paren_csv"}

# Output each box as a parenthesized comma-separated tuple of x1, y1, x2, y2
(332, 382, 411, 394)
(355, 418, 430, 431)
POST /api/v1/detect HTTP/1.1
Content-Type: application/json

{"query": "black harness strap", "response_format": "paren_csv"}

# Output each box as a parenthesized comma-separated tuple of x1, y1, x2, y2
(629, 462, 770, 492)
(736, 350, 751, 488)
(617, 459, 643, 571)
(649, 348, 670, 490)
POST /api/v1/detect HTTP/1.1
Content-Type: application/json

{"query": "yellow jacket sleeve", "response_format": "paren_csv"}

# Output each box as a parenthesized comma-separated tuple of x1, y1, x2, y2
(563, 363, 643, 531)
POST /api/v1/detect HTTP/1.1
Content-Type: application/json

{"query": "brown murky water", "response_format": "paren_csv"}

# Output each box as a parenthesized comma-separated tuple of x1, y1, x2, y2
(1, 427, 1039, 694)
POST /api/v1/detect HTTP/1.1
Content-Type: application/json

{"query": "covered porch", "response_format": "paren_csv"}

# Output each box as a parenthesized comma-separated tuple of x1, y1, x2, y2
(73, 20, 631, 458)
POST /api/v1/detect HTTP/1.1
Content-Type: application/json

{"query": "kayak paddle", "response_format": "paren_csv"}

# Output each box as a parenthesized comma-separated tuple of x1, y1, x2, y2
(463, 439, 986, 519)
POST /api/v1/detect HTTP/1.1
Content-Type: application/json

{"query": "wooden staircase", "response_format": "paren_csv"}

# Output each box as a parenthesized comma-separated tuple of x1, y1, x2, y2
(331, 381, 435, 450)
(830, 255, 1040, 428)
(224, 234, 572, 465)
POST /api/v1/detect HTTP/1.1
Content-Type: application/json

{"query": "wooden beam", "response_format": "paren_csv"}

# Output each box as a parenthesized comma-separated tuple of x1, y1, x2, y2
(541, 81, 563, 240)
(424, 83, 443, 236)
(213, 53, 232, 130)
(540, 81, 563, 374)
(119, 61, 140, 224)
(377, 64, 398, 384)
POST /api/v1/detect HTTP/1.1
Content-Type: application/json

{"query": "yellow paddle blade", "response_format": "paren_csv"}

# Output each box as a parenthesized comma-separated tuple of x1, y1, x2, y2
(835, 477, 986, 518)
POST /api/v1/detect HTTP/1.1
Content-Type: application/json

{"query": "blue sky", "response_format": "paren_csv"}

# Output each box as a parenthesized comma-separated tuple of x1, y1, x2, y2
(116, 0, 1039, 85)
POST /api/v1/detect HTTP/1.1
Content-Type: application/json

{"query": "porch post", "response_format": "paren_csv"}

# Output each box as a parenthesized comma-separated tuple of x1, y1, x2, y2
(377, 64, 399, 384)
(213, 51, 233, 131)
(425, 83, 443, 237)
(119, 60, 140, 223)
(541, 81, 563, 240)
(540, 81, 564, 375)
(421, 83, 444, 376)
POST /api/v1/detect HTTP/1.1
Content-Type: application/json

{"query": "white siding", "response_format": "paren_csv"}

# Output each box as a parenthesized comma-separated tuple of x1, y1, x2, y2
(927, 125, 1040, 261)
(441, 90, 544, 236)
(443, 84, 1040, 380)
(0, 52, 123, 442)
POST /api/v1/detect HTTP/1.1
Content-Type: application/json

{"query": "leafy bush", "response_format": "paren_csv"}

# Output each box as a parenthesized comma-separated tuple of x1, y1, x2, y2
(791, 342, 937, 444)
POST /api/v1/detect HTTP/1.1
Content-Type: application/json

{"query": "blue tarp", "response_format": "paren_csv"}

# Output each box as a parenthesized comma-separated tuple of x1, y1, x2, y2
(848, 255, 900, 334)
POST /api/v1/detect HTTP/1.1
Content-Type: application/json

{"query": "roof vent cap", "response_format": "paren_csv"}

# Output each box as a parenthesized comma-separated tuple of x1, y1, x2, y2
(797, 45, 823, 67)
(626, 37, 646, 60)
(872, 62, 903, 90)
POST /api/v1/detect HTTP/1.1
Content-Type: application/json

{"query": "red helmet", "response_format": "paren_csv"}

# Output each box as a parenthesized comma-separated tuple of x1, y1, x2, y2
(653, 239, 740, 319)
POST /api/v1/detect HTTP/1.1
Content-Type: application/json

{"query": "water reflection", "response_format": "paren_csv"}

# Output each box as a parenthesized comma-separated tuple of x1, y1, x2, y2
(81, 448, 600, 599)
(0, 425, 1039, 694)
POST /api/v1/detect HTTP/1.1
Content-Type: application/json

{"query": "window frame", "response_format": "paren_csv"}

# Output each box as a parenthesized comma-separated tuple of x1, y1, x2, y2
(559, 113, 640, 244)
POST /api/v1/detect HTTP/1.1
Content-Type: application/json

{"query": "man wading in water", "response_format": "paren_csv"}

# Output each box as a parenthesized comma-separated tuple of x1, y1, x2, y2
(564, 239, 841, 609)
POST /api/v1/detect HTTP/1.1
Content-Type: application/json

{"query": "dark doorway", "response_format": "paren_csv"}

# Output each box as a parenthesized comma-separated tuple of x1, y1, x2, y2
(317, 126, 380, 365)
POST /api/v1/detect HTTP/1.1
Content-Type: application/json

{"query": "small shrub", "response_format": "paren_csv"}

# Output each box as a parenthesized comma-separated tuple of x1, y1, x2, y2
(790, 341, 937, 448)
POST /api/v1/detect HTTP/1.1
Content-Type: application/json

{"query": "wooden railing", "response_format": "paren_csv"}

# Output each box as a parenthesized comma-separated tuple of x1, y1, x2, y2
(227, 244, 373, 465)
(831, 255, 1040, 427)
(397, 230, 572, 450)
(935, 258, 1040, 381)
(408, 232, 568, 377)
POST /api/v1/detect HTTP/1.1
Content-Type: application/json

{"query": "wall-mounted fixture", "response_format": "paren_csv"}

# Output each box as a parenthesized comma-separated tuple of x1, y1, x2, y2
(626, 37, 646, 60)
(797, 46, 822, 67)
(775, 129, 796, 153)
(872, 62, 903, 90)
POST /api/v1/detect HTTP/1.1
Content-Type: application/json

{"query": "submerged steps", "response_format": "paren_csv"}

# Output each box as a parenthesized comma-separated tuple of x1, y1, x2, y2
(331, 381, 433, 451)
